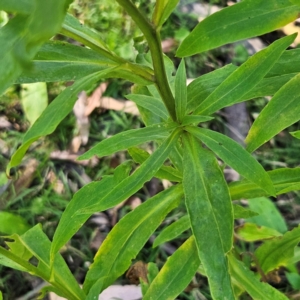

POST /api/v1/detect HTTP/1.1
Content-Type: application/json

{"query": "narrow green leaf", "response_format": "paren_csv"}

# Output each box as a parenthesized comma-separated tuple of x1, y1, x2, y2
(51, 162, 132, 258)
(175, 59, 187, 122)
(232, 204, 259, 219)
(61, 13, 111, 55)
(78, 122, 177, 160)
(177, 0, 299, 56)
(6, 68, 115, 175)
(0, 247, 28, 272)
(247, 197, 287, 234)
(5, 225, 85, 300)
(153, 215, 190, 247)
(242, 73, 297, 101)
(128, 147, 182, 182)
(144, 236, 199, 300)
(187, 64, 237, 113)
(267, 48, 300, 77)
(291, 130, 300, 139)
(83, 185, 183, 294)
(131, 85, 163, 126)
(153, 205, 259, 248)
(188, 49, 300, 111)
(228, 253, 289, 300)
(0, 0, 33, 14)
(0, 212, 30, 235)
(229, 167, 300, 200)
(256, 225, 300, 274)
(181, 115, 213, 126)
(15, 41, 117, 83)
(187, 126, 276, 196)
(246, 73, 300, 152)
(182, 133, 234, 299)
(153, 0, 180, 28)
(21, 82, 48, 125)
(168, 142, 183, 173)
(141, 263, 160, 296)
(194, 34, 296, 116)
(125, 94, 169, 120)
(76, 129, 181, 216)
(236, 223, 282, 242)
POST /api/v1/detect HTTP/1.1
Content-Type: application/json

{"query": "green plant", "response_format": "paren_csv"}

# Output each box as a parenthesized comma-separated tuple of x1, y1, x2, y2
(2, 0, 300, 299)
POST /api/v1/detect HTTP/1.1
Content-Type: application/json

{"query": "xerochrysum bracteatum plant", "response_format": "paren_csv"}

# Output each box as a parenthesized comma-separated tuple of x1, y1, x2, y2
(2, 0, 300, 299)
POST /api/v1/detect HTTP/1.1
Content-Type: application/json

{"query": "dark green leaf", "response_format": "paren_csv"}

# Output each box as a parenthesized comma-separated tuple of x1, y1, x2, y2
(125, 94, 169, 120)
(187, 64, 237, 113)
(182, 133, 234, 299)
(15, 41, 117, 83)
(144, 236, 199, 300)
(83, 185, 183, 294)
(177, 0, 299, 56)
(181, 115, 213, 126)
(153, 215, 190, 247)
(246, 73, 300, 152)
(78, 122, 177, 160)
(75, 129, 181, 215)
(194, 34, 296, 116)
(51, 162, 132, 258)
(153, 205, 259, 248)
(229, 168, 300, 200)
(267, 48, 300, 77)
(128, 147, 182, 182)
(187, 126, 275, 196)
(175, 59, 187, 122)
(242, 73, 297, 101)
(7, 68, 115, 175)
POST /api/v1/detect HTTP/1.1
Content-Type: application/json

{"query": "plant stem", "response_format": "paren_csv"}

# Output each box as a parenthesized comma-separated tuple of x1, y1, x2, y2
(116, 0, 177, 121)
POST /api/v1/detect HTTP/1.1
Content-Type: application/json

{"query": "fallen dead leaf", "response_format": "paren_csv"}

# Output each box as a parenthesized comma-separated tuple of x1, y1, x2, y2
(99, 285, 142, 300)
(0, 116, 12, 129)
(126, 261, 148, 285)
(47, 170, 65, 195)
(50, 150, 99, 167)
(13, 158, 39, 195)
(49, 285, 142, 300)
(282, 22, 300, 46)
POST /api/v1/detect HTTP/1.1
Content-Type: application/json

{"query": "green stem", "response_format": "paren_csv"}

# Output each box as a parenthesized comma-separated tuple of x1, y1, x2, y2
(116, 0, 177, 121)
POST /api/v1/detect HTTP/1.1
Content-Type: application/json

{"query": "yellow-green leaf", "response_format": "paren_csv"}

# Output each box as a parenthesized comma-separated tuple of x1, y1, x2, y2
(144, 236, 199, 300)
